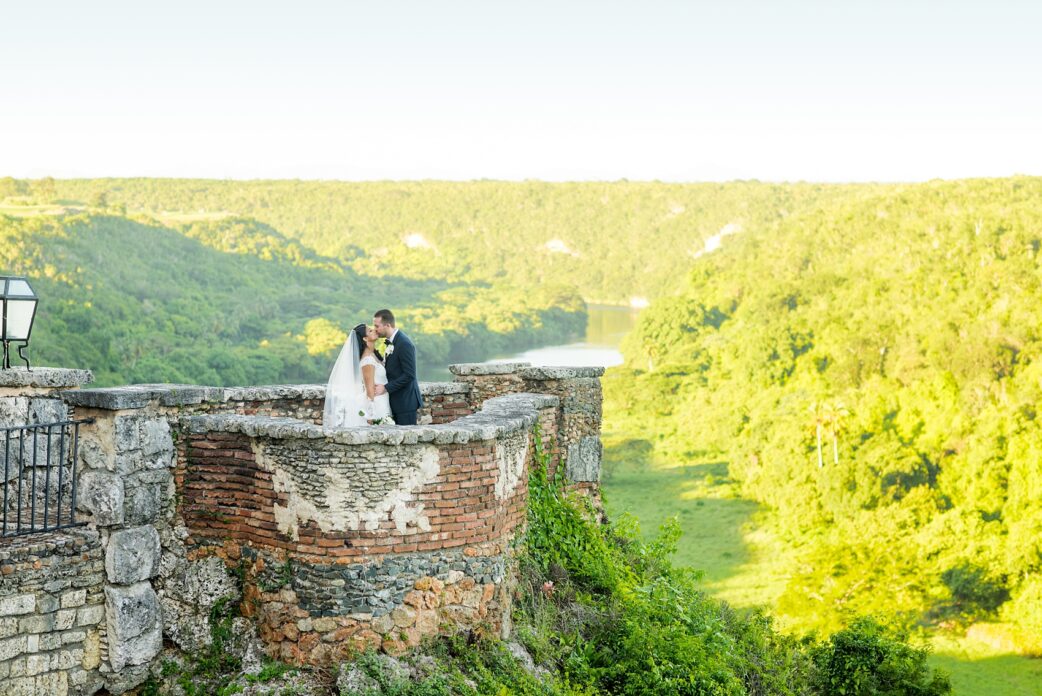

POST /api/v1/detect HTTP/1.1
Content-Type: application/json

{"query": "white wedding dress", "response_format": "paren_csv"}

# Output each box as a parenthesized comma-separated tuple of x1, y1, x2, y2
(323, 333, 394, 427)
(360, 354, 394, 423)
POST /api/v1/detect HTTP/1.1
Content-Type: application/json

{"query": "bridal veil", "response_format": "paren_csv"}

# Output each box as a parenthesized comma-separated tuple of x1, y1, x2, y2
(324, 330, 367, 427)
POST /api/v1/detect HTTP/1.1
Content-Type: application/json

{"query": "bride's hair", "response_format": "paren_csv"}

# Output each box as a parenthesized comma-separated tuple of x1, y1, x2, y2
(353, 323, 368, 359)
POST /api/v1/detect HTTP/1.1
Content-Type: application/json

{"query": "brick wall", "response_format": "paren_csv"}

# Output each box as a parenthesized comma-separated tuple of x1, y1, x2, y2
(174, 395, 556, 663)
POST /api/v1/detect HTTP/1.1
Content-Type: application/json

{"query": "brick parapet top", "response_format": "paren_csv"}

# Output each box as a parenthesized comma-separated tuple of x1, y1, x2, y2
(449, 362, 605, 379)
(182, 392, 558, 445)
(62, 380, 472, 411)
(0, 366, 94, 389)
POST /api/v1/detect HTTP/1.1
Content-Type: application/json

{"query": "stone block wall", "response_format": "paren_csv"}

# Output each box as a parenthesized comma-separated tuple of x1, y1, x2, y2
(0, 369, 104, 696)
(0, 363, 603, 691)
(450, 363, 603, 496)
(0, 527, 105, 695)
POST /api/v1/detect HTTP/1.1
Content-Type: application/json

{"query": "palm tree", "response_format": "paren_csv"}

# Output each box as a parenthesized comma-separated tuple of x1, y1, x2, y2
(810, 400, 850, 467)
(810, 402, 826, 468)
(822, 401, 849, 465)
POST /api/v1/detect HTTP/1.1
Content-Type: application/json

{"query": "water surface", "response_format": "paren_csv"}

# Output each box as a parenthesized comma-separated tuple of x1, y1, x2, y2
(422, 304, 639, 381)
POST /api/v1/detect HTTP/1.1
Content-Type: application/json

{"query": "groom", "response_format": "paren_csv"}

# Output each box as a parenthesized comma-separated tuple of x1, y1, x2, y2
(372, 309, 423, 425)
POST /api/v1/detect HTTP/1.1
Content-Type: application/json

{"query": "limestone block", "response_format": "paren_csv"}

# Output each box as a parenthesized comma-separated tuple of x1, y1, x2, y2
(391, 605, 417, 628)
(113, 415, 141, 452)
(566, 436, 602, 483)
(102, 663, 151, 695)
(139, 418, 172, 456)
(0, 594, 35, 616)
(27, 397, 68, 425)
(0, 367, 92, 389)
(106, 525, 161, 584)
(0, 396, 29, 428)
(122, 483, 163, 526)
(104, 582, 162, 671)
(77, 426, 114, 472)
(76, 604, 104, 627)
(36, 593, 58, 613)
(55, 608, 75, 631)
(0, 634, 26, 660)
(61, 589, 87, 609)
(77, 469, 125, 526)
(158, 555, 239, 652)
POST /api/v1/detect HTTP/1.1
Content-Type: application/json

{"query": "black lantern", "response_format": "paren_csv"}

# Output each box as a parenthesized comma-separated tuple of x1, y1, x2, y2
(0, 276, 38, 370)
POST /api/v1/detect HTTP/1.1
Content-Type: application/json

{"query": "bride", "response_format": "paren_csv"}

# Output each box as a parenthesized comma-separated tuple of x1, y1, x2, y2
(323, 323, 395, 427)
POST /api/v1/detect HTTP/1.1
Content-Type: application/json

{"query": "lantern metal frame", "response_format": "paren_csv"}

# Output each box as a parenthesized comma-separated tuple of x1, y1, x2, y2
(0, 275, 38, 371)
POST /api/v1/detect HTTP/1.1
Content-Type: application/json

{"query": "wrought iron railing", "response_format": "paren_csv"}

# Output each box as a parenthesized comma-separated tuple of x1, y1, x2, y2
(1, 418, 91, 538)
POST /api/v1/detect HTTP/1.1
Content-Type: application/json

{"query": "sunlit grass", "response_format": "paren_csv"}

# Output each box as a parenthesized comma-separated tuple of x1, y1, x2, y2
(601, 433, 1042, 696)
(929, 633, 1042, 696)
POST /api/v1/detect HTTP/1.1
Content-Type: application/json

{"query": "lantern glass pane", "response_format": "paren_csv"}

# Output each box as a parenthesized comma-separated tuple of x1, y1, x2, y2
(5, 280, 33, 297)
(4, 299, 36, 340)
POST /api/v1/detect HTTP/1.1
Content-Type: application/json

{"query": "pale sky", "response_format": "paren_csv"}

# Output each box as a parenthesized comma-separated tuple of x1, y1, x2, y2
(2, 1, 1040, 182)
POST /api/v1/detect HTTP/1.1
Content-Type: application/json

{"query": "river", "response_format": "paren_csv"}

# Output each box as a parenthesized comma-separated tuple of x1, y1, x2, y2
(422, 304, 640, 382)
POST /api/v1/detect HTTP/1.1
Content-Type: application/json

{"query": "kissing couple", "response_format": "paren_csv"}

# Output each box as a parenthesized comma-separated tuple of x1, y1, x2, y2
(323, 309, 424, 428)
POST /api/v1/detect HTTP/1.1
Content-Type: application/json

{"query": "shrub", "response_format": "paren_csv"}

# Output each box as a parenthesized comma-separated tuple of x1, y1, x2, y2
(810, 618, 951, 696)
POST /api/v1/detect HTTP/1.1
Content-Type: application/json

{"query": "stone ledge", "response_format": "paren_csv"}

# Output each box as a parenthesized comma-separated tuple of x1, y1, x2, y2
(61, 384, 218, 410)
(221, 384, 325, 402)
(63, 381, 474, 411)
(449, 362, 530, 376)
(520, 366, 605, 380)
(420, 382, 471, 396)
(182, 392, 558, 445)
(0, 367, 93, 389)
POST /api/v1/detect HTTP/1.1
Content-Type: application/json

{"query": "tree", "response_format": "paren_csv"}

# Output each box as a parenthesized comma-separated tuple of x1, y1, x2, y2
(823, 400, 849, 465)
(33, 176, 56, 202)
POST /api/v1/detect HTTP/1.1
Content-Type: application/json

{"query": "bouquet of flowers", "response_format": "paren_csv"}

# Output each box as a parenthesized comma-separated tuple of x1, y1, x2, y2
(358, 409, 396, 426)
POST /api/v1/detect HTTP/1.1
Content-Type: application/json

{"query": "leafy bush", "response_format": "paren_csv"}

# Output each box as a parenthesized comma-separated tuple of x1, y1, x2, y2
(810, 618, 951, 696)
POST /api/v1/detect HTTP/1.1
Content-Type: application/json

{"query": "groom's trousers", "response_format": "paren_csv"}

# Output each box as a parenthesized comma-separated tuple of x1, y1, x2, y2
(394, 410, 417, 426)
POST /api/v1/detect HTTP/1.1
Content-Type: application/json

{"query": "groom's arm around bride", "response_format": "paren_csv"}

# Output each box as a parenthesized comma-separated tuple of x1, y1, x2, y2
(373, 309, 423, 426)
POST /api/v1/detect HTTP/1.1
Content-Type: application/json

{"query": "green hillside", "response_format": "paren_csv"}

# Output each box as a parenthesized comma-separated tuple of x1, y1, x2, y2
(606, 176, 1042, 658)
(0, 211, 583, 385)
(30, 177, 853, 303)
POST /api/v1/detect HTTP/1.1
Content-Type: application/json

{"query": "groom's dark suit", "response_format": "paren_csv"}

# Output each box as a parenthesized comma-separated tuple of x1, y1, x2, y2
(384, 330, 423, 425)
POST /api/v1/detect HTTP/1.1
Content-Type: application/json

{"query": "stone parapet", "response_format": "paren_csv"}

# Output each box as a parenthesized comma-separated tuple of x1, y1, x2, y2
(63, 381, 476, 426)
(182, 393, 556, 446)
(0, 361, 602, 683)
(448, 362, 603, 488)
(176, 391, 559, 662)
(0, 367, 93, 394)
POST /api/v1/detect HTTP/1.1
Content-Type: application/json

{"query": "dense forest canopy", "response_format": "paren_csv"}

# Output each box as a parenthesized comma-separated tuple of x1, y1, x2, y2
(1, 176, 855, 385)
(13, 177, 855, 302)
(608, 176, 1042, 650)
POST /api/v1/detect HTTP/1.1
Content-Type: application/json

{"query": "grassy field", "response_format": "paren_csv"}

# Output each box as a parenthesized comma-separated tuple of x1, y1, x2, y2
(600, 431, 1042, 696)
